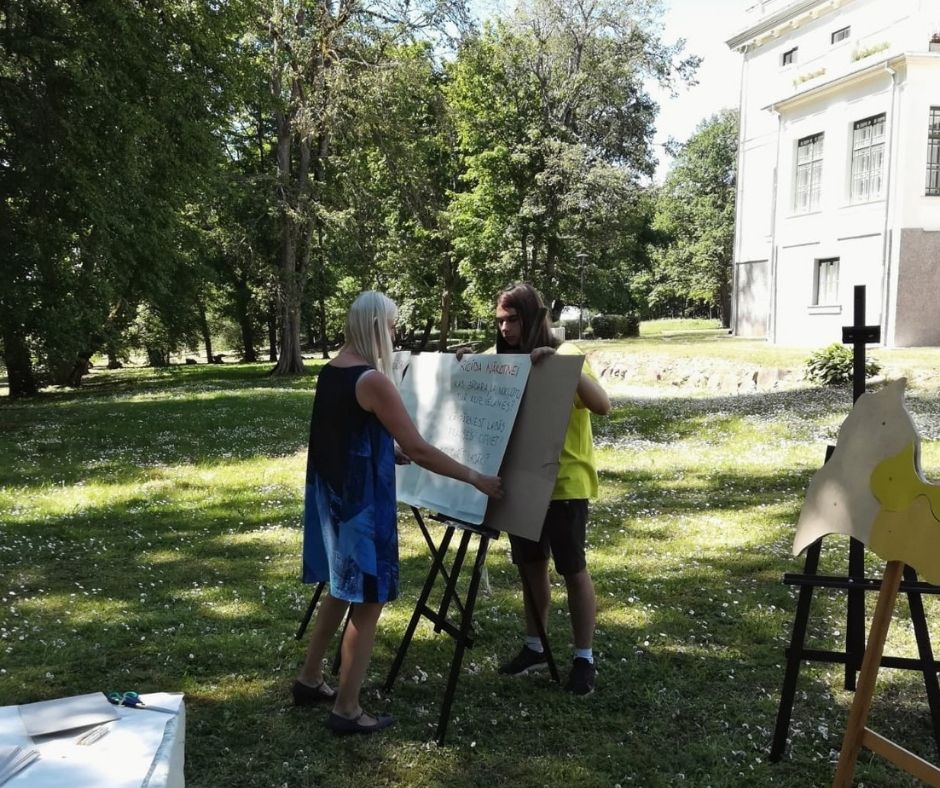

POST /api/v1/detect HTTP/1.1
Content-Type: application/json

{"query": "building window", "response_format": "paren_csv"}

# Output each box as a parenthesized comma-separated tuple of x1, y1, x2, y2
(815, 258, 839, 305)
(782, 47, 798, 66)
(927, 106, 940, 196)
(850, 114, 886, 202)
(831, 26, 851, 44)
(795, 133, 824, 213)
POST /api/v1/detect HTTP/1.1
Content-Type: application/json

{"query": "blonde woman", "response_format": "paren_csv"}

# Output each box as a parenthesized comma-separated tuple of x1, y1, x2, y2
(294, 291, 503, 735)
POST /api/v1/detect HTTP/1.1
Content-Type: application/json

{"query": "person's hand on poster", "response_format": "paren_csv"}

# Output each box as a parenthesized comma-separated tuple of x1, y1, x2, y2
(530, 346, 556, 365)
(469, 470, 503, 499)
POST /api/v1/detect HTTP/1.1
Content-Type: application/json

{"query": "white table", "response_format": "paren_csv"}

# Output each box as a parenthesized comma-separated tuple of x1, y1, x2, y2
(0, 693, 185, 787)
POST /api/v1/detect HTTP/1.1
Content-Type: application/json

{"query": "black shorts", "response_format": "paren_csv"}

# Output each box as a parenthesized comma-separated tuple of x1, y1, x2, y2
(508, 499, 588, 576)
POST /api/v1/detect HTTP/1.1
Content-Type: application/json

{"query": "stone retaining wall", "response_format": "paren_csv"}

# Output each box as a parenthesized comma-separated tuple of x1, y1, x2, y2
(586, 351, 805, 394)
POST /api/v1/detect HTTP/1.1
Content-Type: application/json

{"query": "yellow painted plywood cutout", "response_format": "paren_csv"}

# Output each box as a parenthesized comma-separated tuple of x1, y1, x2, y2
(870, 442, 940, 519)
(793, 379, 917, 555)
(867, 443, 940, 582)
(869, 496, 940, 584)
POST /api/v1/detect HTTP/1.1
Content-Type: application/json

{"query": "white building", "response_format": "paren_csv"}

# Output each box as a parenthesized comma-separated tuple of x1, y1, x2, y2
(727, 0, 940, 346)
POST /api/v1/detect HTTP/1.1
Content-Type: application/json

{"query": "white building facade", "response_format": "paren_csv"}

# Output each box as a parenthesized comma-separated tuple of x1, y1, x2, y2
(727, 0, 940, 346)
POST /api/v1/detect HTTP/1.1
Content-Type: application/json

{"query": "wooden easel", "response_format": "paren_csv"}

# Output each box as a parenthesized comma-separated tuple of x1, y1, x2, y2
(770, 286, 940, 761)
(384, 506, 558, 745)
(833, 561, 940, 786)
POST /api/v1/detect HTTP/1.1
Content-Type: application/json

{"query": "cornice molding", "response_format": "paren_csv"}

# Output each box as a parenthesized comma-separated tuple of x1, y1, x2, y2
(727, 0, 846, 51)
(759, 53, 940, 112)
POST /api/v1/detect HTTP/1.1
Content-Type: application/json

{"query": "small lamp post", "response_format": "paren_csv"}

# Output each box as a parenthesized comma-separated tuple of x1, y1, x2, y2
(577, 252, 588, 339)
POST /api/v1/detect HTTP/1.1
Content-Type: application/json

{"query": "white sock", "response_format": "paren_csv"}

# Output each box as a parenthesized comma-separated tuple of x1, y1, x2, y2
(574, 648, 593, 663)
(525, 636, 544, 654)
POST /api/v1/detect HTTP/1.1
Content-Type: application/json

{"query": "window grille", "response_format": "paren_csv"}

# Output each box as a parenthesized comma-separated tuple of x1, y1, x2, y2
(795, 133, 824, 212)
(850, 114, 885, 202)
(815, 258, 839, 305)
(927, 107, 940, 196)
(831, 26, 850, 44)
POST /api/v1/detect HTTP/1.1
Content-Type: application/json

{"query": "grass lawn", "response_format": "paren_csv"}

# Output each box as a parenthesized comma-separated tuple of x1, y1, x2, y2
(3, 341, 940, 786)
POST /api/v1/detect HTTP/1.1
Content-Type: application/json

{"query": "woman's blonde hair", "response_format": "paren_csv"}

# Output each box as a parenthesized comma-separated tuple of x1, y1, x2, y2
(345, 291, 398, 376)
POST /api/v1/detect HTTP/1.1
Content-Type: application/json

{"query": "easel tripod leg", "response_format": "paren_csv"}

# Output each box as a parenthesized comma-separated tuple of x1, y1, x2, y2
(435, 534, 491, 745)
(833, 560, 904, 787)
(295, 582, 325, 640)
(436, 529, 472, 632)
(385, 526, 456, 691)
(519, 567, 559, 683)
(845, 537, 866, 692)
(903, 564, 940, 757)
(770, 539, 821, 761)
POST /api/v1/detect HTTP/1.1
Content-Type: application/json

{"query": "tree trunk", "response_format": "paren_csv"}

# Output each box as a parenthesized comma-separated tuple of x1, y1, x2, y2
(315, 221, 329, 360)
(319, 296, 329, 359)
(267, 296, 278, 361)
(198, 299, 215, 363)
(240, 318, 258, 362)
(417, 318, 433, 351)
(1, 322, 38, 398)
(232, 275, 257, 362)
(146, 346, 169, 367)
(273, 269, 305, 374)
(719, 272, 731, 328)
(439, 287, 452, 351)
(269, 133, 304, 374)
(65, 351, 93, 387)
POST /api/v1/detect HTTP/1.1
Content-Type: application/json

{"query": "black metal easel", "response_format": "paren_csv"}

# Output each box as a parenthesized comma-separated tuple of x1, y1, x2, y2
(384, 506, 558, 746)
(769, 285, 940, 761)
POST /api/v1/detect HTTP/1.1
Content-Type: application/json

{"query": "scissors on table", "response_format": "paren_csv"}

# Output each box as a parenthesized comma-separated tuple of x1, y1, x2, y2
(107, 691, 176, 714)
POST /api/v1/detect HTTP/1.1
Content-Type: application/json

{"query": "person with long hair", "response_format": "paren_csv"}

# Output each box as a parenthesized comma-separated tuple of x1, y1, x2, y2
(492, 282, 610, 695)
(293, 290, 503, 734)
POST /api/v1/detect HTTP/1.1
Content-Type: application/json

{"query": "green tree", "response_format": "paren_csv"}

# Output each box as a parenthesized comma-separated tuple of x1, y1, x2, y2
(649, 109, 738, 324)
(0, 0, 245, 396)
(444, 0, 697, 313)
(263, 0, 472, 374)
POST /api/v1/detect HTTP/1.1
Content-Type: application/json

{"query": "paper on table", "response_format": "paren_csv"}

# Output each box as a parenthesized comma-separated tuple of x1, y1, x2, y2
(0, 693, 185, 788)
(0, 745, 40, 786)
(18, 693, 118, 737)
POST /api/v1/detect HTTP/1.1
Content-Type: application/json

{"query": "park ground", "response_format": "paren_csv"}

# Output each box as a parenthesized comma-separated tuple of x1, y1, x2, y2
(3, 322, 940, 786)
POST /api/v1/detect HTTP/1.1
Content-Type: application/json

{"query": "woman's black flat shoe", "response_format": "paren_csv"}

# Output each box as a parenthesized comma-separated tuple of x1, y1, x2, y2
(326, 710, 394, 735)
(291, 679, 336, 706)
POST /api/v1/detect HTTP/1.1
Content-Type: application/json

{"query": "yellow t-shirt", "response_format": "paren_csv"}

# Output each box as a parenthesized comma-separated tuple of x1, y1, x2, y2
(551, 343, 598, 501)
(484, 341, 599, 500)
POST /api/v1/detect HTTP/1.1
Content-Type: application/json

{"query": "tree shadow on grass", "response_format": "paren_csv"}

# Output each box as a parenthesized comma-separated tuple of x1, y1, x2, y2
(0, 390, 316, 488)
(0, 360, 329, 407)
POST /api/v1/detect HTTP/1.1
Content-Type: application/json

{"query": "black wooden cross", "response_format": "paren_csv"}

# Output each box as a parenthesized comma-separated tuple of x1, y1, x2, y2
(841, 285, 881, 404)
(839, 285, 882, 696)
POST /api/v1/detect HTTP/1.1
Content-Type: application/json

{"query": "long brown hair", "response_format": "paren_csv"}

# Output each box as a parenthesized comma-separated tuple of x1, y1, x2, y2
(495, 283, 560, 353)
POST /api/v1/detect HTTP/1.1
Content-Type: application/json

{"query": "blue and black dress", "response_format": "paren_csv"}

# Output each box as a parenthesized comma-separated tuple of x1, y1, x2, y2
(302, 364, 399, 604)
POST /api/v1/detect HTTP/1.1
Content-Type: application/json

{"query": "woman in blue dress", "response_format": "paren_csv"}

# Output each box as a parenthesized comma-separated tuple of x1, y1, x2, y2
(293, 291, 503, 735)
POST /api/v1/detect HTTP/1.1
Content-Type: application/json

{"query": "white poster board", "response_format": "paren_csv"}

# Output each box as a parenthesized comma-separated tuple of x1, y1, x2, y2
(396, 353, 531, 524)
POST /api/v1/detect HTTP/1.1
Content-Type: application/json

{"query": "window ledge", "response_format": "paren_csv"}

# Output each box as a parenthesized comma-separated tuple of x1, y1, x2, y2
(808, 304, 842, 315)
(843, 196, 885, 207)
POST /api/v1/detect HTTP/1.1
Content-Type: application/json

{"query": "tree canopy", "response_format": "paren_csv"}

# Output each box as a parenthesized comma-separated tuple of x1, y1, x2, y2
(1, 0, 735, 398)
(648, 109, 738, 324)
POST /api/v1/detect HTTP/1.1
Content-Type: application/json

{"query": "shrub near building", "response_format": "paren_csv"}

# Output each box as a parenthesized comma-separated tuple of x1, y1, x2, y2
(590, 314, 640, 339)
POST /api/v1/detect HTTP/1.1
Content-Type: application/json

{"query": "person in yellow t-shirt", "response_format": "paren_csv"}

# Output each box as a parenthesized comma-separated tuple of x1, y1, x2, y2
(492, 282, 610, 695)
